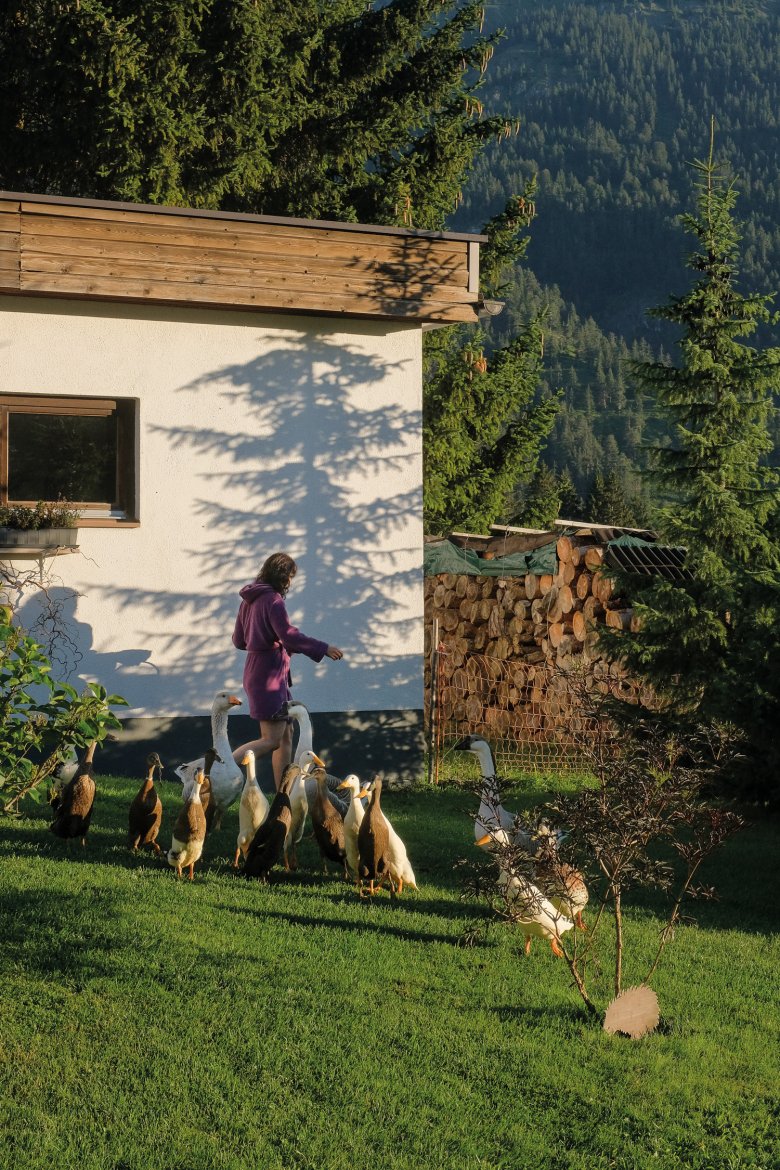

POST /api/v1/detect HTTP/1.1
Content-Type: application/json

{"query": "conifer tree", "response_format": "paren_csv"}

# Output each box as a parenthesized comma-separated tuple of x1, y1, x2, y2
(511, 464, 561, 529)
(556, 467, 585, 521)
(423, 193, 559, 533)
(609, 136, 780, 783)
(0, 1, 514, 229)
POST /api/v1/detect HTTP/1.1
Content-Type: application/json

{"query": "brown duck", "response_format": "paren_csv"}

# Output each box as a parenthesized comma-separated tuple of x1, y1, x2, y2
(127, 752, 164, 854)
(310, 765, 348, 877)
(357, 775, 392, 896)
(50, 741, 97, 847)
(200, 748, 221, 835)
(167, 769, 207, 880)
(243, 762, 298, 881)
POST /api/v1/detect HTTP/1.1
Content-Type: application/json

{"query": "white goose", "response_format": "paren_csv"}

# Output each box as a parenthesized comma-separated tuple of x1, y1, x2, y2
(234, 749, 270, 868)
(455, 734, 564, 858)
(476, 827, 573, 956)
(288, 701, 349, 815)
(454, 734, 517, 847)
(336, 774, 365, 880)
(175, 690, 243, 828)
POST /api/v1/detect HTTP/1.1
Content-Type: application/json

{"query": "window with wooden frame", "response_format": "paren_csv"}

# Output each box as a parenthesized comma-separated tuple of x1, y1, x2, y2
(0, 395, 138, 525)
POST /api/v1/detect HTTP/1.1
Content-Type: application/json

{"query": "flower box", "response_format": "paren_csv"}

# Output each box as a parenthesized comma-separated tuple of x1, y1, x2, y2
(0, 527, 79, 549)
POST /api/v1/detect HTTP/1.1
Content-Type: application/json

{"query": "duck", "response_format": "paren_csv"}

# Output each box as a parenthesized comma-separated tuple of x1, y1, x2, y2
(454, 734, 564, 858)
(289, 700, 349, 814)
(357, 776, 392, 896)
(336, 774, 365, 880)
(533, 847, 588, 930)
(383, 797, 418, 895)
(309, 762, 348, 877)
(476, 828, 573, 957)
(243, 761, 302, 881)
(234, 749, 270, 868)
(167, 768, 207, 880)
(174, 691, 243, 829)
(127, 752, 164, 854)
(48, 744, 80, 813)
(200, 748, 222, 836)
(50, 741, 97, 847)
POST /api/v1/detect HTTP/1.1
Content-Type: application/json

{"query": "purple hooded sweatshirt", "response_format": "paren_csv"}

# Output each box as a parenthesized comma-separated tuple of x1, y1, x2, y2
(232, 581, 328, 721)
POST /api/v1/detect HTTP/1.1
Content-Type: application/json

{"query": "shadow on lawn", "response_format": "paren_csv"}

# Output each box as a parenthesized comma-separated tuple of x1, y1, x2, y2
(0, 887, 122, 986)
(221, 903, 492, 947)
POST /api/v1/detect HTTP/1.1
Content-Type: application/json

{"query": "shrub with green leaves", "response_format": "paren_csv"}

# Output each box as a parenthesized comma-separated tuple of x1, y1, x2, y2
(0, 619, 127, 813)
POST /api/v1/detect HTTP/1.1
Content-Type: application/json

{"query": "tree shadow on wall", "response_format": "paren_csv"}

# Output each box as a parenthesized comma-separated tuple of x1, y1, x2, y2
(88, 325, 424, 716)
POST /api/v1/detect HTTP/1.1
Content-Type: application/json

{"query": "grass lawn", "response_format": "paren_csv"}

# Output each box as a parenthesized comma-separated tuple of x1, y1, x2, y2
(0, 767, 777, 1170)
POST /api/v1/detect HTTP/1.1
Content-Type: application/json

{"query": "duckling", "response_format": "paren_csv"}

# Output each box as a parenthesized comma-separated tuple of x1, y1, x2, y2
(50, 741, 97, 847)
(167, 769, 207, 880)
(476, 829, 573, 957)
(127, 752, 164, 854)
(243, 762, 300, 881)
(310, 764, 348, 877)
(234, 749, 270, 868)
(357, 775, 392, 896)
(336, 774, 365, 880)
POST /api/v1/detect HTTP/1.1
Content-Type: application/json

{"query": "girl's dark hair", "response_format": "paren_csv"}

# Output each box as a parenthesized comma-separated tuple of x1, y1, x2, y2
(257, 552, 297, 596)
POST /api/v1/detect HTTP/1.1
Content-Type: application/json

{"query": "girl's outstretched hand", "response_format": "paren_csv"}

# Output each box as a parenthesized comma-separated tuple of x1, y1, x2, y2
(326, 645, 344, 660)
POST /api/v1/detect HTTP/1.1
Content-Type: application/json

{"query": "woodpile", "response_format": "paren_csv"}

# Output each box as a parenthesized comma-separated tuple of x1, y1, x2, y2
(425, 530, 646, 748)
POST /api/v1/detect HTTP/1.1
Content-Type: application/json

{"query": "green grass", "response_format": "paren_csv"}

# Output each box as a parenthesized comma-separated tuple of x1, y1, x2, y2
(0, 772, 777, 1170)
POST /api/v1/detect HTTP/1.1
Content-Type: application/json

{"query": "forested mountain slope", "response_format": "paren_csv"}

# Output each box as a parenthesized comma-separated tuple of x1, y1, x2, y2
(455, 0, 780, 512)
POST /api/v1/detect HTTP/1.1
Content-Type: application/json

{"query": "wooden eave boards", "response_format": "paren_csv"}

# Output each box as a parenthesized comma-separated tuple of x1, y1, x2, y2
(0, 194, 482, 324)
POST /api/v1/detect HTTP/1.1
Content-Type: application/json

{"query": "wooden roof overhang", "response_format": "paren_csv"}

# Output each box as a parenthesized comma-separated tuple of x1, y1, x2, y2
(0, 192, 485, 325)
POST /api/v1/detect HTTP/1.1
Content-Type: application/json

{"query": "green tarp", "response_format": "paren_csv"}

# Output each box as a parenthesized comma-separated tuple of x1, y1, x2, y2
(424, 538, 558, 578)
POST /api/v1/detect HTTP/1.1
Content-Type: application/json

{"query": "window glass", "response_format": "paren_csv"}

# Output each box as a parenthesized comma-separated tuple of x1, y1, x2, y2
(8, 412, 118, 504)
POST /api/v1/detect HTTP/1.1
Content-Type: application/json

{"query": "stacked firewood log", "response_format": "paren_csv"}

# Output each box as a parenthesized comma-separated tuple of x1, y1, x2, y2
(424, 533, 648, 746)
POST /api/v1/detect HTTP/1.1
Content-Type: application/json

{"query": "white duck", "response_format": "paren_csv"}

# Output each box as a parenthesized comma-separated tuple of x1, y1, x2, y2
(385, 813, 417, 895)
(284, 748, 325, 870)
(175, 690, 243, 829)
(336, 774, 366, 880)
(476, 828, 573, 956)
(234, 749, 270, 868)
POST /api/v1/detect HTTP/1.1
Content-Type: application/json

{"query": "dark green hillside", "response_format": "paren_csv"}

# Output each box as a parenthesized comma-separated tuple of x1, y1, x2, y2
(456, 0, 780, 512)
(462, 0, 780, 340)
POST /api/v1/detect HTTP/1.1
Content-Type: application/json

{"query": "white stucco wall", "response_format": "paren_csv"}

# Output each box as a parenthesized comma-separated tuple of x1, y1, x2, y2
(0, 296, 424, 718)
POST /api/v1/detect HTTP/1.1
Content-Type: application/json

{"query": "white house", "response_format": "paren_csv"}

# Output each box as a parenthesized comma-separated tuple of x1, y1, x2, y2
(0, 192, 484, 781)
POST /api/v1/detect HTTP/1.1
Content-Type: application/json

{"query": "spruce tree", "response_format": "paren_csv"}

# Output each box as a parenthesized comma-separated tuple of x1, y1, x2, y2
(557, 468, 585, 521)
(0, 1, 514, 229)
(609, 136, 780, 785)
(512, 464, 561, 529)
(423, 193, 559, 534)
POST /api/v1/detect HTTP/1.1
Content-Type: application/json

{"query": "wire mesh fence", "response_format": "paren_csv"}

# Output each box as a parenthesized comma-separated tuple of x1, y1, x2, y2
(427, 644, 622, 782)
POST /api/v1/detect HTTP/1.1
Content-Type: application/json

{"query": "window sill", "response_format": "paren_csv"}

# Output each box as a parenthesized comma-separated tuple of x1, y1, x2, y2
(76, 518, 140, 528)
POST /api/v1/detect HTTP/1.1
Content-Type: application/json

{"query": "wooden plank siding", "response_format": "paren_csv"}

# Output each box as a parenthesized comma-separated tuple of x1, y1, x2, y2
(0, 193, 483, 323)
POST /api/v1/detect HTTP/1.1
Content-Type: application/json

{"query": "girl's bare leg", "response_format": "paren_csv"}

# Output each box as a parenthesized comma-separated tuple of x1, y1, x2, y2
(232, 719, 288, 784)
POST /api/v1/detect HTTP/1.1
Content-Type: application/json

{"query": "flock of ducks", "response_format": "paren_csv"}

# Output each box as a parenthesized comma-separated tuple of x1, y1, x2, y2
(49, 690, 417, 899)
(48, 692, 587, 953)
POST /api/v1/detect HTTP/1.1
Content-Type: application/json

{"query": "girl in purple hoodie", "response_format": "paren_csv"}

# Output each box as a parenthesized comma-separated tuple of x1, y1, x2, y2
(231, 552, 343, 789)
